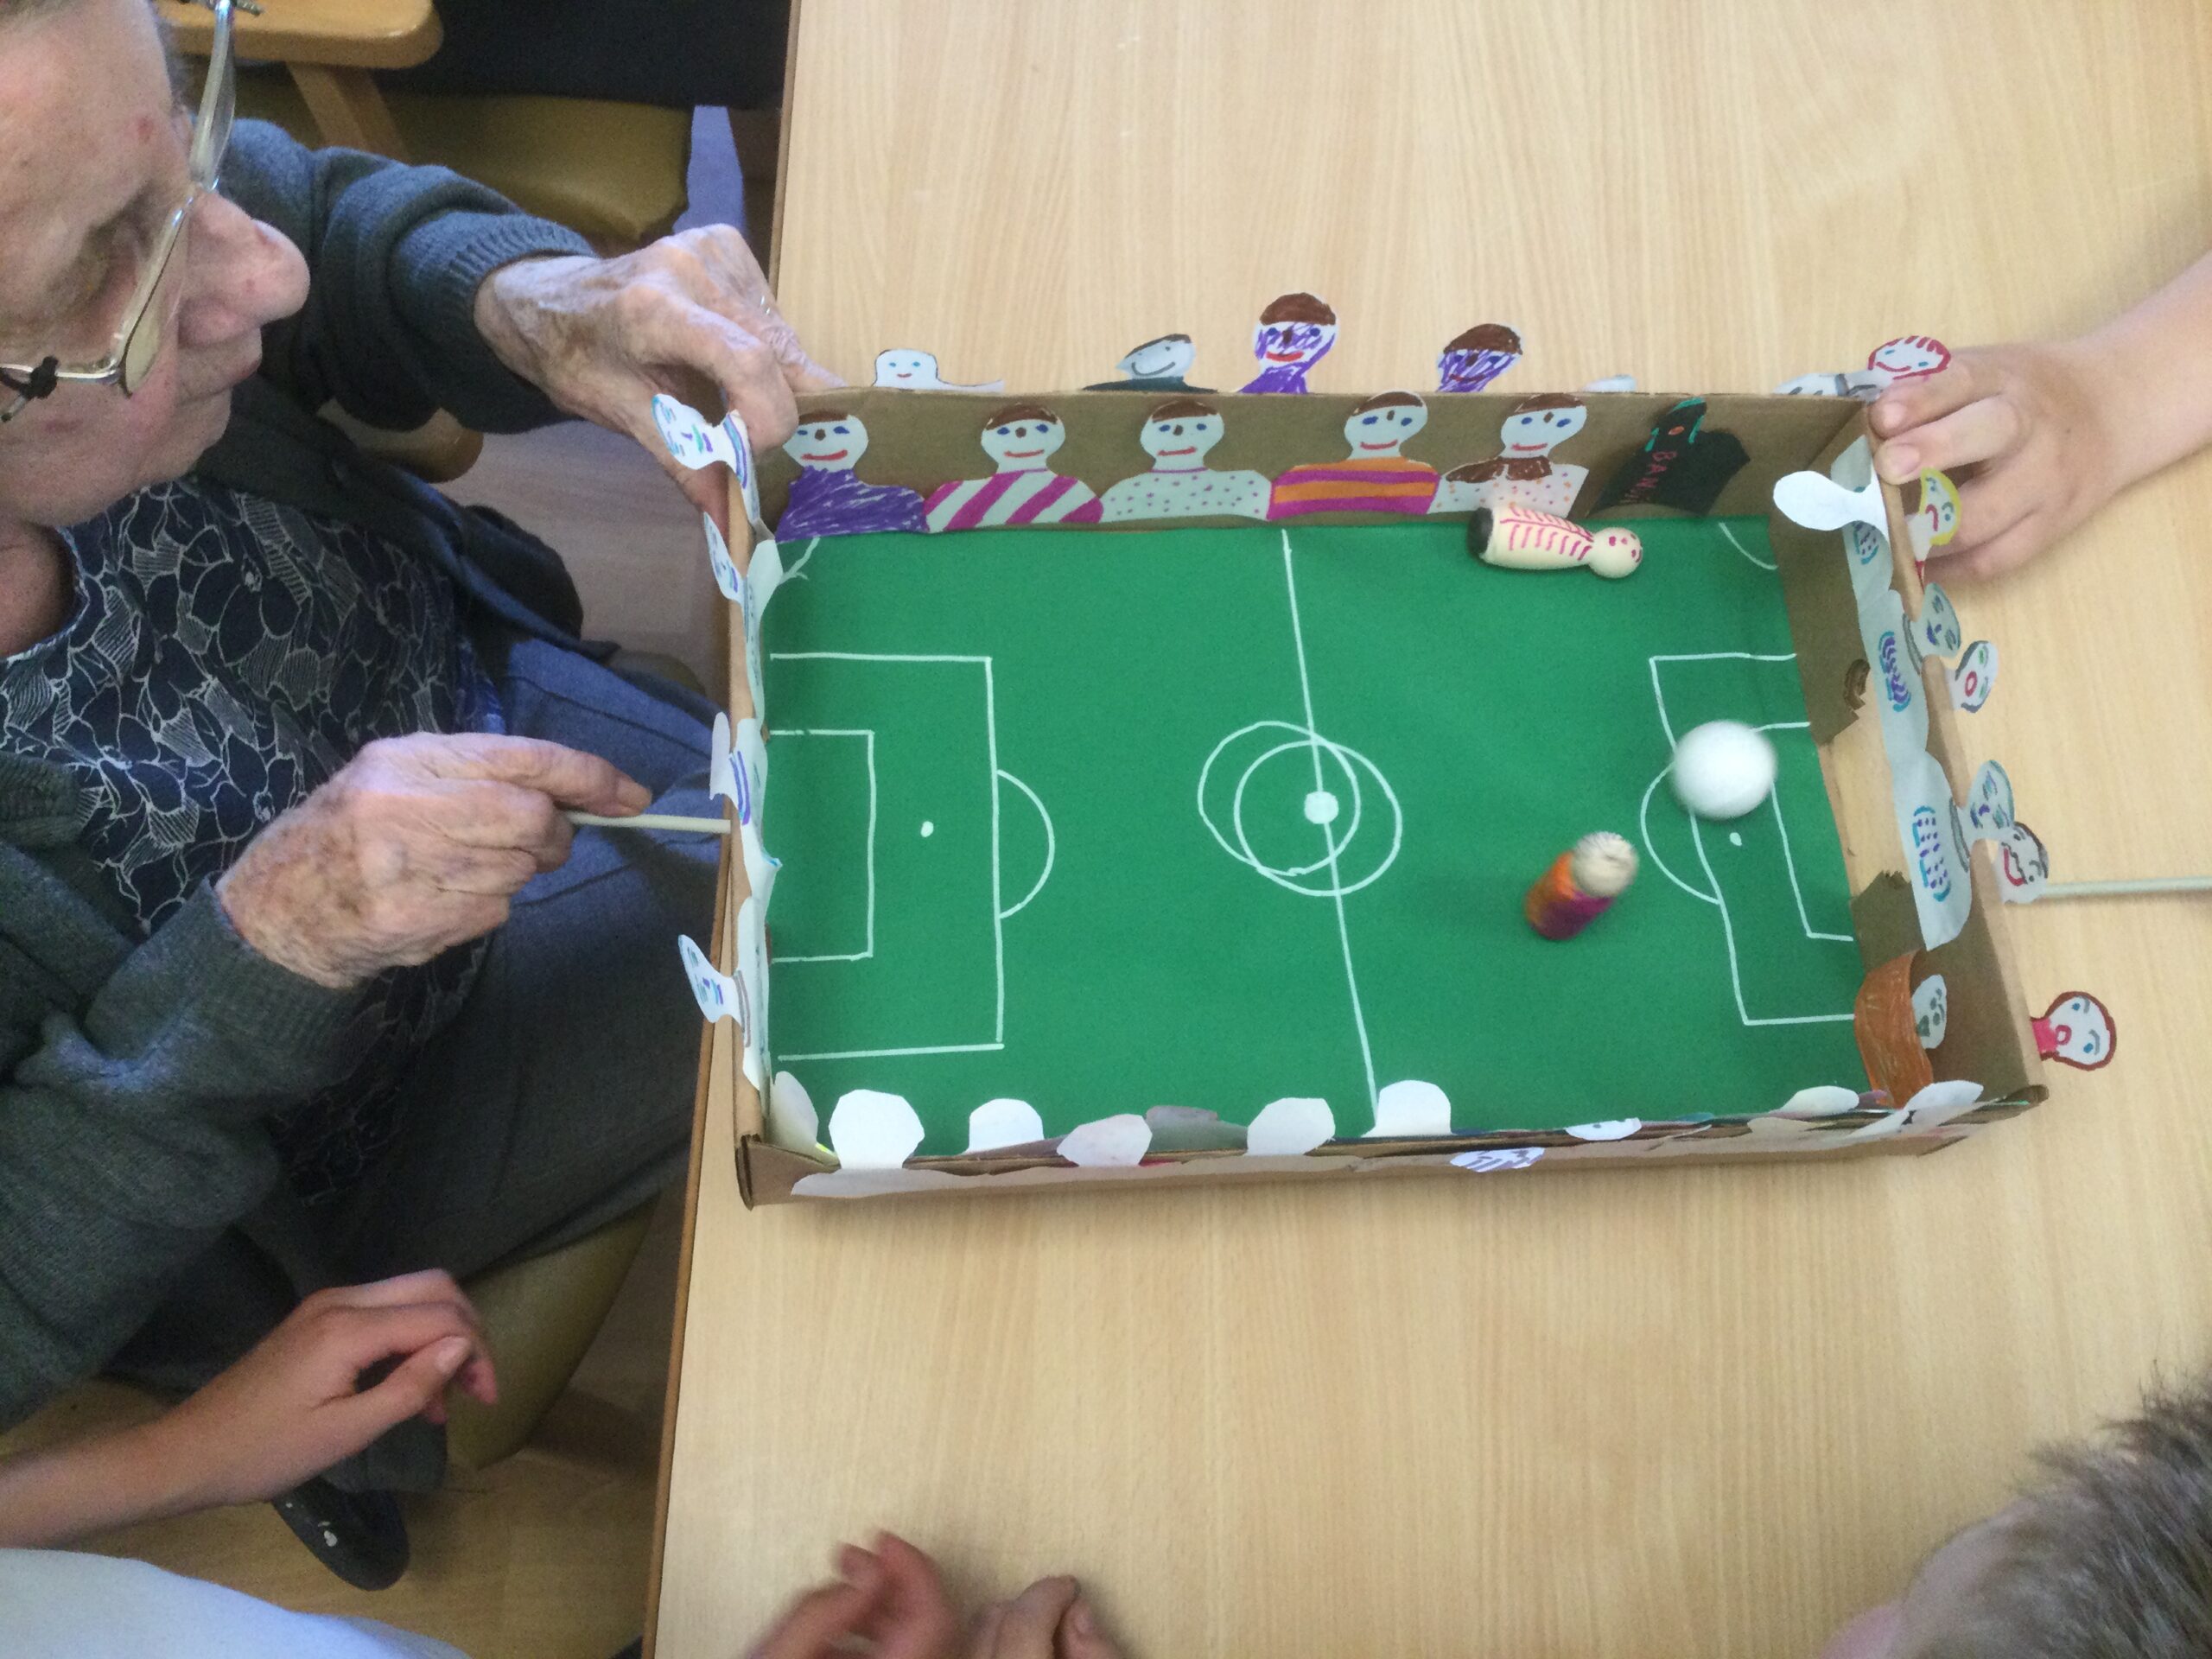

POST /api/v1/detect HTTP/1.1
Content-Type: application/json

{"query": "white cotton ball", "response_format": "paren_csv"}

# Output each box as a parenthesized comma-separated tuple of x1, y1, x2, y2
(1671, 721, 1777, 821)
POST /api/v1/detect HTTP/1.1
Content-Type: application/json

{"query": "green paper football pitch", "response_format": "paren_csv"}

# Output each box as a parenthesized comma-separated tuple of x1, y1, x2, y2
(760, 516, 1868, 1158)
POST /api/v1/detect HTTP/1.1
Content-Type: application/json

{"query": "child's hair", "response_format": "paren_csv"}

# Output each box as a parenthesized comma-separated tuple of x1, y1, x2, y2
(1928, 1373, 2212, 1657)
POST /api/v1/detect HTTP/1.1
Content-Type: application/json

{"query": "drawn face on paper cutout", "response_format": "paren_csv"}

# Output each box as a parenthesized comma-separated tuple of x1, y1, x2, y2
(1255, 319, 1337, 368)
(1914, 469, 1962, 549)
(1847, 522, 1892, 607)
(677, 936, 732, 1021)
(1967, 761, 2014, 835)
(1499, 399, 1587, 457)
(1343, 398, 1427, 457)
(1997, 822, 2049, 898)
(1912, 976, 1948, 1048)
(982, 415, 1065, 471)
(784, 415, 868, 472)
(1917, 586, 1963, 658)
(1122, 335, 1196, 378)
(1949, 639, 1997, 711)
(1141, 411, 1223, 468)
(1870, 334, 1952, 379)
(2037, 992, 2113, 1070)
(652, 395, 718, 468)
(874, 349, 938, 385)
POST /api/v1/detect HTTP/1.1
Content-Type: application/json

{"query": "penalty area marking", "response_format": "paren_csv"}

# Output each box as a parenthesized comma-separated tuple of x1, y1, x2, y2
(769, 652, 1009, 1062)
(1647, 652, 1856, 1029)
(769, 728, 876, 963)
(1717, 522, 1777, 571)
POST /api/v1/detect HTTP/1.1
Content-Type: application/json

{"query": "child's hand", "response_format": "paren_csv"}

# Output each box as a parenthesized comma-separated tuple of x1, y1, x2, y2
(149, 1269, 499, 1509)
(749, 1535, 959, 1659)
(1868, 341, 2124, 580)
(745, 1535, 1122, 1659)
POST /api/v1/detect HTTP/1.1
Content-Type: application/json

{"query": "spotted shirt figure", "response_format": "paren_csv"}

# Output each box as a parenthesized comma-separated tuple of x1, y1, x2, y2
(1237, 292, 1338, 394)
(1431, 393, 1591, 517)
(1098, 399, 1271, 522)
(776, 411, 928, 538)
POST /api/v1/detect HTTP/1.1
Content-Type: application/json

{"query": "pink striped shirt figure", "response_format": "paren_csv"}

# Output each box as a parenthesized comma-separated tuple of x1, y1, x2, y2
(924, 404, 1103, 531)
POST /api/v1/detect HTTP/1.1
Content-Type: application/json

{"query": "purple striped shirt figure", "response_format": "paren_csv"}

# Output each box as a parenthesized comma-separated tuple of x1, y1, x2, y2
(1238, 292, 1338, 394)
(1436, 322, 1524, 394)
(777, 411, 928, 539)
(923, 404, 1103, 531)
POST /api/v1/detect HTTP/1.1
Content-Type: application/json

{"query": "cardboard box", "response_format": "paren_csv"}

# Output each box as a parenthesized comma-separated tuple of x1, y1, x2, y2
(694, 389, 2041, 1204)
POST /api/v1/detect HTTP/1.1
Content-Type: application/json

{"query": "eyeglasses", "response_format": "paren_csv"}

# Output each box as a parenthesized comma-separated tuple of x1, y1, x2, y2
(0, 0, 253, 423)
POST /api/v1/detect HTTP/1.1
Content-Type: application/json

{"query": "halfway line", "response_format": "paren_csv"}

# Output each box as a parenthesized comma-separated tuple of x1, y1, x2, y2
(1280, 528, 1378, 1111)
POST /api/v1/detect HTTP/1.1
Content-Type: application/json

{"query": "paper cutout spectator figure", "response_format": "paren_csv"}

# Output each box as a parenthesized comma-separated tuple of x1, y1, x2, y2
(2032, 991, 2115, 1071)
(1436, 322, 1524, 393)
(1084, 334, 1212, 393)
(1594, 396, 1751, 515)
(1431, 393, 1592, 516)
(1099, 400, 1271, 522)
(923, 404, 1103, 530)
(1238, 293, 1338, 393)
(1268, 391, 1440, 518)
(776, 411, 928, 538)
(872, 348, 1003, 391)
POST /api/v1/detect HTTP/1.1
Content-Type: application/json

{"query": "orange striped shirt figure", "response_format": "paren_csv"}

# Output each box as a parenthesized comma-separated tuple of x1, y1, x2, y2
(1469, 502, 1643, 578)
(1268, 391, 1440, 518)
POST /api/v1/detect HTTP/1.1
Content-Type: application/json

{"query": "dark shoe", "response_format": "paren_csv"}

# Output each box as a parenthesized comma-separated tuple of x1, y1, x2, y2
(609, 1642, 643, 1659)
(269, 1478, 410, 1590)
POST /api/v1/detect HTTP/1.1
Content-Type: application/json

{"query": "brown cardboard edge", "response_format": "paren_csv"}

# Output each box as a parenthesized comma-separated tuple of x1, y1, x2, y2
(734, 1111, 2025, 1204)
(757, 389, 1859, 533)
(1882, 482, 2045, 1106)
(733, 395, 2050, 1199)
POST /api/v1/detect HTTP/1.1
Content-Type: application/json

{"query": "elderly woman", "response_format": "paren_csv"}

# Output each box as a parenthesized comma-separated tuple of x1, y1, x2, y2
(0, 0, 828, 1544)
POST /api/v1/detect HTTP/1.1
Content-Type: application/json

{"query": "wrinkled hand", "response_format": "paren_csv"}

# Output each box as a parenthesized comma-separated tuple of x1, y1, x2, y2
(473, 227, 843, 523)
(1869, 340, 2125, 579)
(149, 1271, 498, 1510)
(218, 733, 648, 988)
(747, 1535, 1119, 1659)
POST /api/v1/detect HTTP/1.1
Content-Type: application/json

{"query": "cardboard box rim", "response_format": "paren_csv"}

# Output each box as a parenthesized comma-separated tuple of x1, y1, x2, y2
(710, 389, 2044, 1205)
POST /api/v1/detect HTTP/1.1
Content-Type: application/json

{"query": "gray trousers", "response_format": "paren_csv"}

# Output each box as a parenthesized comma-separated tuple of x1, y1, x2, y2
(326, 637, 716, 1282)
(114, 637, 717, 1489)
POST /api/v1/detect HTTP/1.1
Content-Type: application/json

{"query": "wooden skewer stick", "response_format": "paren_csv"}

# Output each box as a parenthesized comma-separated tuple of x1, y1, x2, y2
(2040, 877, 2212, 899)
(565, 810, 732, 836)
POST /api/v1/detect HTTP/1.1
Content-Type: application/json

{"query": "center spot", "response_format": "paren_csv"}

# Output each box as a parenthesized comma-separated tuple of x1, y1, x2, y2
(1727, 831, 1745, 847)
(919, 821, 935, 838)
(1304, 789, 1341, 825)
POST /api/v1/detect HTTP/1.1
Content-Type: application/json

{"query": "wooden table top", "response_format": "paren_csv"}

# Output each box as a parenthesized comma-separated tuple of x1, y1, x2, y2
(652, 5, 2212, 1654)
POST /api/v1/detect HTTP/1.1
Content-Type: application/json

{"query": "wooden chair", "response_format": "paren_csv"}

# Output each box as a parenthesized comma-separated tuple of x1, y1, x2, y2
(156, 0, 699, 481)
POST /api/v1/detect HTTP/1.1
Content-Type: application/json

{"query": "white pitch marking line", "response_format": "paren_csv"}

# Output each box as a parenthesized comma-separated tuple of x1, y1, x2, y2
(983, 658, 1004, 1044)
(1717, 522, 1777, 571)
(772, 729, 877, 963)
(995, 769, 1056, 919)
(1281, 528, 1378, 1112)
(779, 1041, 1006, 1063)
(1638, 767, 1719, 906)
(1648, 653, 1856, 1028)
(1756, 724, 1855, 944)
(781, 536, 823, 582)
(768, 652, 1005, 1055)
